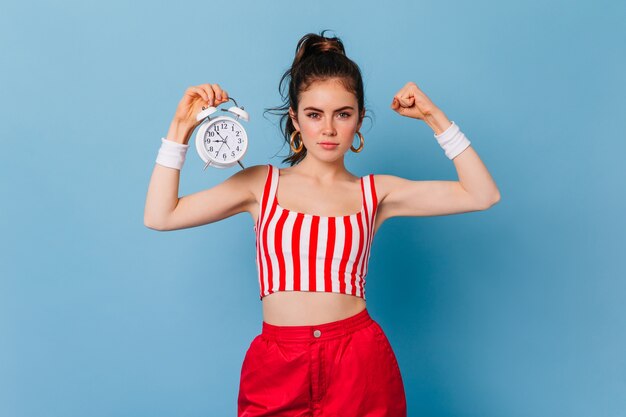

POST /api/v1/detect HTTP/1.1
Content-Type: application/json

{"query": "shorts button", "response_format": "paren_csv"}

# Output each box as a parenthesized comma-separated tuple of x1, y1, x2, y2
(313, 329, 322, 338)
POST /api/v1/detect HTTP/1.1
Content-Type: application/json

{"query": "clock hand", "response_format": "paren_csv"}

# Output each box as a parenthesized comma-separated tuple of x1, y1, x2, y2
(214, 140, 226, 155)
(216, 131, 227, 141)
(203, 140, 227, 171)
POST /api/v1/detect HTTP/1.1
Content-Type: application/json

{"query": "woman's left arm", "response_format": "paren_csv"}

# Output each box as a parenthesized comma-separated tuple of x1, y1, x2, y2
(378, 82, 500, 221)
(423, 108, 501, 206)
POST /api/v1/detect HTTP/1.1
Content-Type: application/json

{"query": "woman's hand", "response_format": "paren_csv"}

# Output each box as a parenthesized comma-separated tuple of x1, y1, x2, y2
(390, 82, 439, 120)
(172, 83, 231, 129)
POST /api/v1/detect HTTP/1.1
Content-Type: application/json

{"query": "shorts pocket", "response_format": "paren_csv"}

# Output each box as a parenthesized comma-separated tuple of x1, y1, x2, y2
(238, 334, 312, 415)
(370, 322, 403, 378)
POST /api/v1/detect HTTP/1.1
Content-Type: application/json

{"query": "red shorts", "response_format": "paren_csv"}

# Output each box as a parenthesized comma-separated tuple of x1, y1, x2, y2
(237, 307, 407, 417)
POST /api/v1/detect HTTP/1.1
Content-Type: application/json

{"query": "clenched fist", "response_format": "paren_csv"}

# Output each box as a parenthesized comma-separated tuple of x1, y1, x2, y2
(390, 82, 439, 121)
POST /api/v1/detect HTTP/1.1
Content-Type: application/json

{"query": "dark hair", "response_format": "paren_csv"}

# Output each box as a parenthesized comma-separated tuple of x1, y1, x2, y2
(264, 29, 372, 166)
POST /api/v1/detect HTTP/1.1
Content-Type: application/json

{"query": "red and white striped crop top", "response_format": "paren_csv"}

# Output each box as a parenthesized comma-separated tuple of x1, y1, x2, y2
(253, 164, 379, 301)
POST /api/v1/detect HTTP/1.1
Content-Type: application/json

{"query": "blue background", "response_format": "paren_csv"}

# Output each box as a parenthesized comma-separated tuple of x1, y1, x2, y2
(1, 0, 625, 416)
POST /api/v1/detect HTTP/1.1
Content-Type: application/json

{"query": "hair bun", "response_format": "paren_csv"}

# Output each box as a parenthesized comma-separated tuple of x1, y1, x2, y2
(292, 31, 346, 67)
(311, 38, 344, 55)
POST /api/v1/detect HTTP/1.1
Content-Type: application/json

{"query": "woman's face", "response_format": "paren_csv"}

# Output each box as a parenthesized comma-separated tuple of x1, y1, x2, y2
(289, 78, 364, 160)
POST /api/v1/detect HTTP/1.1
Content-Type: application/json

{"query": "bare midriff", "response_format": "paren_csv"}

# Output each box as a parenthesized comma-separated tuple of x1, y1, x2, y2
(262, 291, 367, 326)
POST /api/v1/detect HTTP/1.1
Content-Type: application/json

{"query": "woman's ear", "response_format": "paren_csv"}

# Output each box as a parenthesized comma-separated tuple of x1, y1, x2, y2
(356, 108, 365, 131)
(289, 107, 301, 131)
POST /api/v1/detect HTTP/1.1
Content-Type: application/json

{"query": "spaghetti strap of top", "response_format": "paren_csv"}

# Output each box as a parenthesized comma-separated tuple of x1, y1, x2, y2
(254, 164, 378, 301)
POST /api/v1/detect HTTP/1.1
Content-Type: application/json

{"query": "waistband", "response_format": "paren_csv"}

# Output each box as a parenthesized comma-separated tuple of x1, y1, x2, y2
(261, 307, 374, 343)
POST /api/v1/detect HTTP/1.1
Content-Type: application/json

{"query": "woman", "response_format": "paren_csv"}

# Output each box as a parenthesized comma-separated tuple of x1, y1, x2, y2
(145, 30, 500, 417)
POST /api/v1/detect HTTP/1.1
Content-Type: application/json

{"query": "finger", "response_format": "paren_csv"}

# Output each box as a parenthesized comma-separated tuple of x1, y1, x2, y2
(190, 86, 210, 104)
(391, 88, 405, 103)
(185, 86, 202, 100)
(397, 82, 414, 97)
(394, 85, 415, 107)
(399, 83, 414, 97)
(407, 82, 429, 103)
(212, 83, 224, 101)
(391, 98, 410, 115)
(407, 81, 422, 95)
(397, 94, 415, 107)
(199, 84, 215, 106)
(401, 81, 419, 96)
(391, 85, 409, 107)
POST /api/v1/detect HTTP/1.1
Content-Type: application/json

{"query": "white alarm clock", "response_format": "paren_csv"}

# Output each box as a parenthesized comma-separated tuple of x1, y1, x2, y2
(195, 97, 250, 170)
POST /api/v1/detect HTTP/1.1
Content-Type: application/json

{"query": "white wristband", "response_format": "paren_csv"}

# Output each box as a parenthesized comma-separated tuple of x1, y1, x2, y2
(434, 121, 471, 160)
(156, 137, 189, 170)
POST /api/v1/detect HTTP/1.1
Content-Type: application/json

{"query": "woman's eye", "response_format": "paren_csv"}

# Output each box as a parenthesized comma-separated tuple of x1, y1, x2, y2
(306, 112, 351, 119)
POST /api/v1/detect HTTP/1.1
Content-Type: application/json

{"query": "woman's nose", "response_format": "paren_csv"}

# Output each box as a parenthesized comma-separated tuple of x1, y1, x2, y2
(323, 119, 337, 135)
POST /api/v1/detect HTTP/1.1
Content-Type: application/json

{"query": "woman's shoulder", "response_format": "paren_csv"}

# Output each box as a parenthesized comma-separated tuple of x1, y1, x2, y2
(237, 164, 271, 203)
(241, 163, 270, 183)
(369, 173, 401, 204)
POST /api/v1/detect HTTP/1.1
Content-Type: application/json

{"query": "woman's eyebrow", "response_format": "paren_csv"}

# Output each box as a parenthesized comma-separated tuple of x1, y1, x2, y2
(303, 106, 354, 112)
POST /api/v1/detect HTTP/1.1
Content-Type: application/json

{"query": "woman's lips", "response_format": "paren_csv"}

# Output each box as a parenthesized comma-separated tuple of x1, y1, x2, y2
(319, 142, 339, 149)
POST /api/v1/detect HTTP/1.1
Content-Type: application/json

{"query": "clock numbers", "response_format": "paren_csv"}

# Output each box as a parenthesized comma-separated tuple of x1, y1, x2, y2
(200, 117, 247, 166)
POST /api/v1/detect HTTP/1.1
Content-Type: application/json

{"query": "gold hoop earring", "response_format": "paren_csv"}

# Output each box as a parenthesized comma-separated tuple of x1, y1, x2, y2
(351, 131, 364, 153)
(290, 131, 304, 153)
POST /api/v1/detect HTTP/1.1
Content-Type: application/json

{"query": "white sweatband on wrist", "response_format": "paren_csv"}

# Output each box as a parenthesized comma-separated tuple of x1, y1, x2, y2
(434, 121, 471, 160)
(156, 137, 189, 170)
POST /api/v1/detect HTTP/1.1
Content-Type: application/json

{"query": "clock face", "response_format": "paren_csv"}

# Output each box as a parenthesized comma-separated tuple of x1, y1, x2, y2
(202, 117, 248, 164)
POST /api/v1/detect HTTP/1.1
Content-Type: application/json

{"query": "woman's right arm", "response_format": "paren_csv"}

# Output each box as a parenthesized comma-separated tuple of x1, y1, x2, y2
(144, 84, 260, 231)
